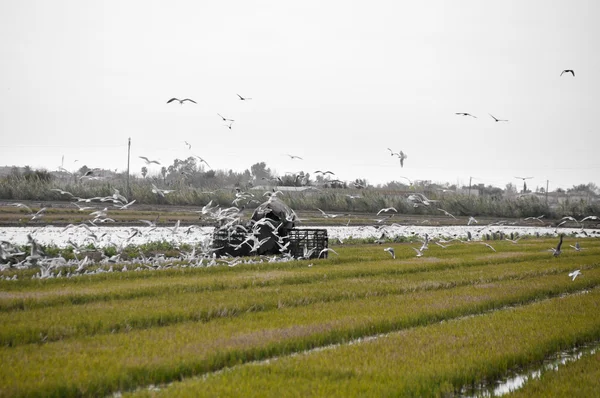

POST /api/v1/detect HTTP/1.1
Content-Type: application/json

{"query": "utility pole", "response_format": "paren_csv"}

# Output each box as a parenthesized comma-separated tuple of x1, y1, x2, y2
(468, 176, 472, 197)
(127, 137, 131, 198)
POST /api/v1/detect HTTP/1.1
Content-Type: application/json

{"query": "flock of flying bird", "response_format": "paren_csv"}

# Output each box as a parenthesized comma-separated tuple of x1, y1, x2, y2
(1, 180, 596, 281)
(1, 69, 593, 281)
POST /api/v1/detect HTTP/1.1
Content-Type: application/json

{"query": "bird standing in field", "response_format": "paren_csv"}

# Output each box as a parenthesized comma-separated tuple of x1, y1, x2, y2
(167, 98, 196, 104)
(560, 69, 575, 77)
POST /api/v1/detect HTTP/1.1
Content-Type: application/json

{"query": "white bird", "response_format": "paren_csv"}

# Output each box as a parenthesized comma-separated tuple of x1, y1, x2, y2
(569, 242, 582, 252)
(194, 156, 211, 168)
(318, 248, 339, 258)
(505, 237, 522, 244)
(151, 184, 175, 197)
(467, 216, 478, 225)
(384, 247, 395, 259)
(524, 215, 545, 224)
(377, 207, 398, 216)
(398, 151, 407, 168)
(167, 98, 196, 104)
(316, 208, 340, 218)
(568, 270, 581, 280)
(114, 200, 136, 210)
(50, 188, 75, 197)
(10, 203, 33, 213)
(184, 141, 192, 150)
(139, 156, 160, 165)
(30, 207, 47, 220)
(480, 242, 496, 252)
(580, 215, 599, 223)
(438, 208, 457, 219)
(411, 247, 424, 257)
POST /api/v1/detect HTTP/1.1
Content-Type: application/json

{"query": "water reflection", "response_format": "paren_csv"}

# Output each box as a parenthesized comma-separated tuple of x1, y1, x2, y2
(463, 341, 600, 397)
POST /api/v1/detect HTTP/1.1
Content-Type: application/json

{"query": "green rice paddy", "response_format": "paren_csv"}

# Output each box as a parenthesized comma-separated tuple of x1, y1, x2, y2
(1, 238, 599, 397)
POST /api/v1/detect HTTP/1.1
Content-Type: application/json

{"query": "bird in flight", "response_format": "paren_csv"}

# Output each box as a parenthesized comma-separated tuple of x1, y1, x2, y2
(167, 98, 197, 104)
(456, 112, 477, 118)
(489, 114, 508, 122)
(237, 94, 252, 100)
(550, 234, 564, 257)
(568, 270, 581, 281)
(411, 246, 424, 257)
(195, 155, 211, 168)
(524, 215, 544, 223)
(384, 247, 395, 259)
(480, 242, 496, 252)
(184, 141, 192, 150)
(139, 156, 160, 165)
(377, 207, 397, 216)
(398, 151, 407, 168)
(318, 248, 339, 258)
(560, 69, 575, 77)
(217, 113, 234, 122)
(286, 154, 303, 160)
(437, 208, 457, 219)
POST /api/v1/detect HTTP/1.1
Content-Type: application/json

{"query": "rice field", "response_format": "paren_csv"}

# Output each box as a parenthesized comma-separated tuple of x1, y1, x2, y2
(2, 237, 600, 397)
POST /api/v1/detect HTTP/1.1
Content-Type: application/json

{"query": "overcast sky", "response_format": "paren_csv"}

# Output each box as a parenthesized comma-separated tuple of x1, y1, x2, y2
(1, 1, 599, 191)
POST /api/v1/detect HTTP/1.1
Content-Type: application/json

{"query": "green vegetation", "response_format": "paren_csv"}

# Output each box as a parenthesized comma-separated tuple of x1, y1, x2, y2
(510, 350, 600, 397)
(1, 239, 599, 396)
(2, 163, 600, 220)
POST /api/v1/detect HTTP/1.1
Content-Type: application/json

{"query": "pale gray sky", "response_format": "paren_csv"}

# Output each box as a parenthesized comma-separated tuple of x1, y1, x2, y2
(1, 0, 599, 191)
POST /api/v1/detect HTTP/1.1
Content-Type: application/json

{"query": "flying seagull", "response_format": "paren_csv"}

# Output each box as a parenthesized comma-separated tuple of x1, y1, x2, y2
(384, 247, 395, 259)
(489, 114, 508, 122)
(139, 156, 160, 165)
(437, 208, 457, 219)
(237, 94, 252, 100)
(550, 234, 564, 257)
(167, 98, 196, 104)
(286, 154, 303, 160)
(568, 270, 581, 281)
(377, 207, 398, 216)
(456, 112, 477, 118)
(398, 151, 407, 168)
(560, 69, 575, 77)
(217, 113, 234, 122)
(195, 156, 211, 168)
